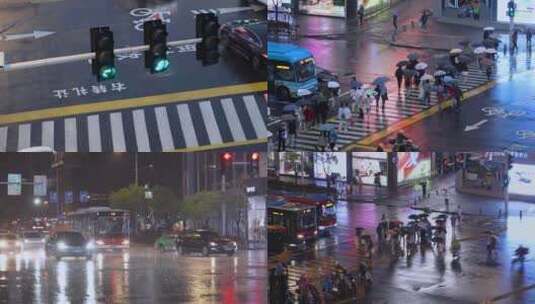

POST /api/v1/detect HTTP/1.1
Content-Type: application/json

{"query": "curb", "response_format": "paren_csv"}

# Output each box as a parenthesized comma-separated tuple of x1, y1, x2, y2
(386, 38, 451, 52)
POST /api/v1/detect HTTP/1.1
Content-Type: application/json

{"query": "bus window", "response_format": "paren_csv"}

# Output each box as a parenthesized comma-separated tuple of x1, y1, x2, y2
(298, 211, 316, 229)
(322, 203, 336, 217)
(274, 64, 294, 82)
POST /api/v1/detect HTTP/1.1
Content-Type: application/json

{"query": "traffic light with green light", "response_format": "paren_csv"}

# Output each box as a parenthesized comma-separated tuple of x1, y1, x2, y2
(90, 27, 116, 81)
(144, 20, 169, 73)
(195, 13, 220, 66)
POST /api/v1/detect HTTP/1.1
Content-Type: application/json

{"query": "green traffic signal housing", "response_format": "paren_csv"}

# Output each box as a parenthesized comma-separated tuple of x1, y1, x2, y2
(195, 13, 220, 66)
(144, 20, 169, 73)
(90, 27, 116, 81)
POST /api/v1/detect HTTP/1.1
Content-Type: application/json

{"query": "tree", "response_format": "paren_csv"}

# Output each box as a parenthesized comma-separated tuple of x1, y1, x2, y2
(150, 186, 179, 217)
(109, 184, 145, 214)
(178, 191, 221, 228)
(220, 187, 248, 240)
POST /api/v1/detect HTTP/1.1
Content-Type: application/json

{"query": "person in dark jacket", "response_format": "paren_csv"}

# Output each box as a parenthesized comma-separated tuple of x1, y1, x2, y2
(395, 66, 404, 92)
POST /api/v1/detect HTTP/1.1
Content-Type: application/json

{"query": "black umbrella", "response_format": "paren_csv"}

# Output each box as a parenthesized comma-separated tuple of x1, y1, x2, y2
(408, 214, 419, 220)
(407, 53, 419, 61)
(397, 60, 410, 67)
(418, 213, 429, 218)
(458, 54, 472, 63)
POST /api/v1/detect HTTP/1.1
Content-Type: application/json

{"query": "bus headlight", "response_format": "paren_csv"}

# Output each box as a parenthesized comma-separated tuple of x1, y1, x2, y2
(314, 230, 318, 235)
(121, 240, 130, 246)
(209, 242, 218, 247)
(297, 234, 304, 239)
(57, 242, 67, 251)
(86, 241, 95, 250)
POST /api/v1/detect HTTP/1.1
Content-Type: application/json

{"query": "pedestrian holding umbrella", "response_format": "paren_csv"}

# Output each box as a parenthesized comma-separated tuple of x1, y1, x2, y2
(283, 104, 297, 113)
(396, 60, 409, 67)
(328, 129, 338, 151)
(372, 76, 391, 86)
(415, 62, 428, 70)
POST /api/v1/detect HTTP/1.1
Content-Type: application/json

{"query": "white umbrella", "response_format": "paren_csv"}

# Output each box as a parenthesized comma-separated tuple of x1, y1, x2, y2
(474, 46, 487, 54)
(415, 62, 428, 70)
(483, 27, 495, 31)
(421, 74, 434, 81)
(450, 48, 463, 54)
(297, 89, 313, 97)
(327, 81, 340, 89)
(485, 48, 497, 54)
(433, 70, 447, 77)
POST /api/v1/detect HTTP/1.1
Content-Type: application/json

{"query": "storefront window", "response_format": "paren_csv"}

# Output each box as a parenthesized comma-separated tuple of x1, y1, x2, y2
(314, 152, 347, 181)
(352, 153, 387, 186)
(299, 0, 347, 17)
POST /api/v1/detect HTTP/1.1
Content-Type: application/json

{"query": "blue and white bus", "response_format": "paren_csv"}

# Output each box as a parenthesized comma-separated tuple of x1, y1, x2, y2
(268, 42, 318, 101)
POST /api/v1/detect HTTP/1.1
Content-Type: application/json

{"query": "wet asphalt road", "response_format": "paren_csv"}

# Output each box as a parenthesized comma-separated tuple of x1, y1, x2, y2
(269, 187, 535, 303)
(0, 0, 265, 114)
(0, 247, 267, 304)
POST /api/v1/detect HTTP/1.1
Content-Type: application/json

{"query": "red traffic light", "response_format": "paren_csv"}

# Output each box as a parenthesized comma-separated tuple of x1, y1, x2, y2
(222, 152, 233, 161)
(250, 152, 260, 161)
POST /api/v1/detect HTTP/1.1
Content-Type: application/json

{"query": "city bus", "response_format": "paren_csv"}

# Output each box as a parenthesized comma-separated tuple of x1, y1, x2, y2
(67, 207, 131, 250)
(283, 194, 337, 235)
(267, 198, 318, 251)
(267, 41, 318, 100)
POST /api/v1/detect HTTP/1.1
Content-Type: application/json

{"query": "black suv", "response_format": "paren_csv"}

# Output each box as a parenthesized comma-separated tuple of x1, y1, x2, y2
(176, 230, 238, 256)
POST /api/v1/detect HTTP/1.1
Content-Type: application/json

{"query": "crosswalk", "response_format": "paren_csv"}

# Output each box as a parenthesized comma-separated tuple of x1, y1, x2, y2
(285, 63, 495, 151)
(190, 9, 219, 15)
(0, 94, 268, 152)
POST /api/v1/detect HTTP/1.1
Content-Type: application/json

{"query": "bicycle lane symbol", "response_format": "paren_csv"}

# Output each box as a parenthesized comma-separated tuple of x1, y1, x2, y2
(516, 130, 535, 140)
(130, 8, 171, 32)
(481, 107, 526, 119)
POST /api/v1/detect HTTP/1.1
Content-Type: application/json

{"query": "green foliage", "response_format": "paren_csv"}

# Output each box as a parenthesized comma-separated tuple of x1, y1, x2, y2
(109, 184, 146, 213)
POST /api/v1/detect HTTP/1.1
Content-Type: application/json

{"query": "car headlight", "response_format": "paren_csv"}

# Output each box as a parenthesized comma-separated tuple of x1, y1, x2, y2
(24, 239, 29, 243)
(57, 242, 67, 250)
(314, 230, 318, 235)
(96, 240, 104, 246)
(122, 240, 130, 246)
(15, 241, 21, 246)
(86, 242, 95, 250)
(232, 241, 237, 247)
(0, 240, 6, 248)
(297, 234, 304, 239)
(209, 242, 218, 247)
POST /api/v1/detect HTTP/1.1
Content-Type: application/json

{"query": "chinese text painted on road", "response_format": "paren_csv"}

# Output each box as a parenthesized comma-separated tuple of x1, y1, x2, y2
(130, 8, 171, 32)
(52, 82, 127, 100)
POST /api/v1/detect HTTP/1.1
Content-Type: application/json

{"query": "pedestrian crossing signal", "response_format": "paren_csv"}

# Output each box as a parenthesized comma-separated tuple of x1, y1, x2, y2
(90, 27, 116, 81)
(195, 13, 220, 66)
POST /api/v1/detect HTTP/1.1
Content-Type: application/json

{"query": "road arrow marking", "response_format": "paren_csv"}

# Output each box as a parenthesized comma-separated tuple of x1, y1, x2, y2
(1, 30, 55, 41)
(464, 119, 488, 132)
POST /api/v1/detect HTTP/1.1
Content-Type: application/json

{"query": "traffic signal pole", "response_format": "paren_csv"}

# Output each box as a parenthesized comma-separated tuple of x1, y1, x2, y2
(0, 38, 201, 72)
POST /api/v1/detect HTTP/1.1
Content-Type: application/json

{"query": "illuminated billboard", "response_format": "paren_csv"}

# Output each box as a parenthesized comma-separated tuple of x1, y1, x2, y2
(353, 157, 387, 186)
(314, 152, 347, 181)
(509, 163, 535, 196)
(497, 0, 535, 24)
(397, 152, 432, 183)
(298, 0, 346, 17)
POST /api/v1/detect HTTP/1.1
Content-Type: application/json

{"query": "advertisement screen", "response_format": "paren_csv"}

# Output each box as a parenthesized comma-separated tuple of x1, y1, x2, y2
(509, 163, 535, 196)
(248, 195, 266, 245)
(299, 0, 346, 17)
(353, 152, 387, 159)
(497, 0, 535, 24)
(397, 152, 431, 183)
(353, 158, 387, 186)
(314, 152, 347, 181)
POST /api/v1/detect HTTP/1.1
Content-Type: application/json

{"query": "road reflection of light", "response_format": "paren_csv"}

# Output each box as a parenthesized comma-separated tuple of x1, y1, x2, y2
(57, 261, 68, 304)
(97, 253, 104, 270)
(0, 254, 6, 271)
(85, 260, 96, 304)
(97, 253, 104, 289)
(15, 254, 21, 271)
(233, 256, 238, 273)
(210, 256, 216, 272)
(123, 252, 130, 270)
(34, 253, 42, 304)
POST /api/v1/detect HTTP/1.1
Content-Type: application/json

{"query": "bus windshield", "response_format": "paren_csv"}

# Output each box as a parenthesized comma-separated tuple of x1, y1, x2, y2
(296, 58, 315, 82)
(322, 203, 336, 217)
(96, 216, 126, 236)
(297, 211, 316, 229)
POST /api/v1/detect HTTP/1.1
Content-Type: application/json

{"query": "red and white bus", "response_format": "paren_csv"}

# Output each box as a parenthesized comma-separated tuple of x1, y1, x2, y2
(283, 195, 337, 234)
(67, 207, 131, 250)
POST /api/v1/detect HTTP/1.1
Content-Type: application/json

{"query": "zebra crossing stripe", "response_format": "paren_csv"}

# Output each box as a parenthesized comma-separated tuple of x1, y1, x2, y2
(65, 118, 77, 152)
(154, 106, 175, 151)
(132, 109, 151, 152)
(0, 127, 7, 152)
(221, 98, 246, 142)
(17, 124, 31, 151)
(244, 95, 270, 138)
(110, 112, 126, 152)
(177, 104, 199, 148)
(87, 115, 102, 152)
(42, 121, 54, 150)
(199, 101, 223, 145)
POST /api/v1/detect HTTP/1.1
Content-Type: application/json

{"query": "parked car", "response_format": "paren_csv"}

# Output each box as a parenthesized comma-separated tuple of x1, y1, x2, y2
(154, 233, 179, 252)
(45, 231, 94, 260)
(177, 230, 238, 256)
(21, 231, 46, 249)
(0, 233, 22, 254)
(219, 19, 267, 70)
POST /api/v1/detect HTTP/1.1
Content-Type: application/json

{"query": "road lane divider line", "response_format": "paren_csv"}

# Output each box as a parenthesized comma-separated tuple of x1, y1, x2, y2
(0, 82, 266, 126)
